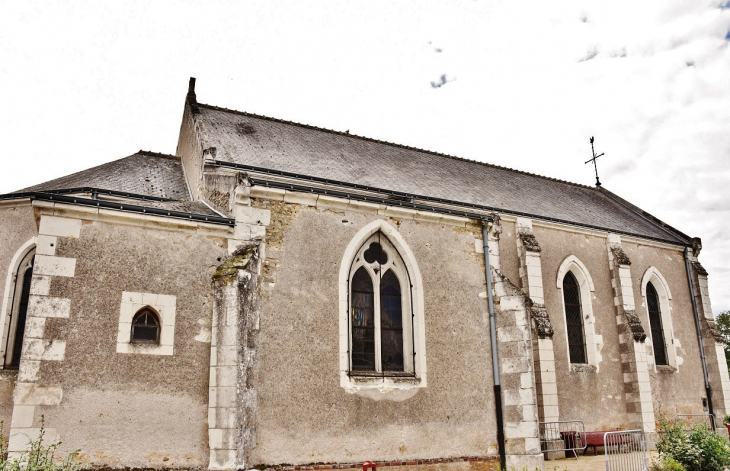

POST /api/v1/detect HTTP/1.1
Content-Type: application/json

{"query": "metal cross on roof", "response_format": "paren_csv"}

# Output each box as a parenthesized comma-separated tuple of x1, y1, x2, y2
(585, 136, 605, 187)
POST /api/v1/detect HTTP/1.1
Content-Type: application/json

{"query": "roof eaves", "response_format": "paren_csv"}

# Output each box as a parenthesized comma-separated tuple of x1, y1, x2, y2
(0, 192, 234, 226)
(8, 187, 177, 202)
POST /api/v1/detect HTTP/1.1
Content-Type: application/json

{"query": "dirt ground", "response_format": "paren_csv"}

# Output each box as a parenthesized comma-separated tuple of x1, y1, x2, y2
(543, 451, 658, 471)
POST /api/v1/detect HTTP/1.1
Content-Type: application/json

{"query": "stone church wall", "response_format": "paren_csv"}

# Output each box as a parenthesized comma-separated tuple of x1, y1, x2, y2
(250, 200, 499, 466)
(0, 203, 38, 435)
(622, 241, 710, 416)
(534, 226, 630, 431)
(26, 217, 228, 468)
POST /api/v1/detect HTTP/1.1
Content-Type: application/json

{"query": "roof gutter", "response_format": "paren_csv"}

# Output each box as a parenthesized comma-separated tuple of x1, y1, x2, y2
(684, 246, 715, 429)
(215, 161, 688, 246)
(3, 187, 177, 202)
(481, 220, 505, 469)
(0, 192, 234, 226)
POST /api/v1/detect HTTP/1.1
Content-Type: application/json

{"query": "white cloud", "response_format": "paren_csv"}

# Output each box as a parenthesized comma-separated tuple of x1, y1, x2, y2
(1, 0, 730, 311)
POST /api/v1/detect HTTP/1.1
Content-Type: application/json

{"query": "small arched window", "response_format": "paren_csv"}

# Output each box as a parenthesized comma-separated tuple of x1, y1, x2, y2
(349, 233, 411, 374)
(131, 308, 160, 344)
(646, 282, 667, 366)
(563, 271, 586, 364)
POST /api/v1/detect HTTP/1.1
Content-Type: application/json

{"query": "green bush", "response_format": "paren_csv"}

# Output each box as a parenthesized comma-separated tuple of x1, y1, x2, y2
(649, 455, 686, 471)
(0, 417, 85, 471)
(655, 415, 730, 471)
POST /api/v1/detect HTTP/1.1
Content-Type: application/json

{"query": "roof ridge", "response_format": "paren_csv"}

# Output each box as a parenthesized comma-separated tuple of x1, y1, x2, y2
(196, 102, 597, 192)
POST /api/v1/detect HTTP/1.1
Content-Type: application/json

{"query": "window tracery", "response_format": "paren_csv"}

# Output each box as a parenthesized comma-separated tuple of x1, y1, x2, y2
(349, 236, 411, 374)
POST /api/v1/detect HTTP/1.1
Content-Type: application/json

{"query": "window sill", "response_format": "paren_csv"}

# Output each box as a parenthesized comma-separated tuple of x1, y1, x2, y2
(348, 371, 415, 378)
(116, 342, 173, 356)
(341, 370, 425, 392)
(570, 363, 597, 373)
(656, 365, 677, 374)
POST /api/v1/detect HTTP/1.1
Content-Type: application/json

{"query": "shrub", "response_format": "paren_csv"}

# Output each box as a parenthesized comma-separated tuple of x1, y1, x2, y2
(0, 417, 85, 471)
(649, 455, 686, 471)
(655, 415, 730, 471)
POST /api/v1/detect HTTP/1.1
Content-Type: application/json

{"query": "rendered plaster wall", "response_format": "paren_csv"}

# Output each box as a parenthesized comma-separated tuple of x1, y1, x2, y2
(0, 204, 37, 430)
(621, 241, 708, 416)
(0, 370, 16, 436)
(33, 219, 228, 468)
(534, 226, 630, 430)
(251, 201, 497, 466)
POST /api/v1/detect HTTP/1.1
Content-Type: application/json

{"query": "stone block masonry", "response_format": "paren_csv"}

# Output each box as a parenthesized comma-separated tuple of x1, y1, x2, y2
(7, 215, 78, 456)
(486, 221, 544, 471)
(606, 234, 655, 433)
(515, 217, 559, 425)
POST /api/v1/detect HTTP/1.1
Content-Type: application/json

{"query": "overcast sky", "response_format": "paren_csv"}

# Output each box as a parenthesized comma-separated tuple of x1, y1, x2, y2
(1, 1, 729, 313)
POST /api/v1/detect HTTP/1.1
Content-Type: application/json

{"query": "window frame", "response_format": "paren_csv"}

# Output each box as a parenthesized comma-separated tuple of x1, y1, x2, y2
(130, 308, 161, 345)
(338, 219, 427, 391)
(556, 255, 600, 369)
(562, 271, 587, 364)
(348, 234, 413, 376)
(117, 292, 176, 356)
(640, 267, 677, 370)
(0, 238, 37, 370)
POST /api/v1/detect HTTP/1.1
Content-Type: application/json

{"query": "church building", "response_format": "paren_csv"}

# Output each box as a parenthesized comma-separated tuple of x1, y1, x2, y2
(0, 78, 727, 471)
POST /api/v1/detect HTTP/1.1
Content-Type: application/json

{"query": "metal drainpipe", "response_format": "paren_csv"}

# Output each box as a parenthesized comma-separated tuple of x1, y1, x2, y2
(684, 246, 715, 429)
(481, 220, 506, 469)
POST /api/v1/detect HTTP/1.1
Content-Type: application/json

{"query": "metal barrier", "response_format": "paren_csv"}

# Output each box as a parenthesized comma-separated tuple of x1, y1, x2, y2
(604, 430, 647, 471)
(674, 414, 716, 431)
(538, 420, 586, 459)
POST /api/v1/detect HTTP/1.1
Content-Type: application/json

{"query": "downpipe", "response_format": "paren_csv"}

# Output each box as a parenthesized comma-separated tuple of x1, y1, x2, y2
(481, 220, 506, 469)
(684, 246, 715, 429)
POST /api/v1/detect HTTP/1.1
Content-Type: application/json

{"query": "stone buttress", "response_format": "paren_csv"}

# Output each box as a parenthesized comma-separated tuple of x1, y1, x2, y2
(486, 220, 544, 470)
(515, 218, 558, 426)
(208, 181, 270, 470)
(606, 234, 655, 432)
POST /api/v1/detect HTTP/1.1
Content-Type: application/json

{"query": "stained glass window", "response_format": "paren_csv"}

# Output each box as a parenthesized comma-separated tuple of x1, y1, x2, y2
(131, 309, 160, 344)
(349, 233, 411, 375)
(351, 267, 375, 370)
(647, 282, 668, 366)
(563, 272, 586, 364)
(380, 270, 404, 371)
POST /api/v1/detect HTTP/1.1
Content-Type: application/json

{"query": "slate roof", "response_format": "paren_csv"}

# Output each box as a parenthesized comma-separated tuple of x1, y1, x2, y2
(18, 151, 189, 200)
(9, 151, 222, 219)
(193, 103, 687, 244)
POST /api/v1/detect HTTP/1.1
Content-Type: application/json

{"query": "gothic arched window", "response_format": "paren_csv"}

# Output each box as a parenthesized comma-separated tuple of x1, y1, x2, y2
(349, 233, 411, 374)
(562, 271, 586, 364)
(4, 248, 35, 368)
(131, 308, 160, 344)
(646, 282, 668, 366)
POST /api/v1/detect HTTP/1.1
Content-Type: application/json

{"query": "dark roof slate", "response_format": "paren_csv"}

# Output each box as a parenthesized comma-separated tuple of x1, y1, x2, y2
(8, 152, 222, 218)
(17, 152, 189, 201)
(194, 104, 685, 244)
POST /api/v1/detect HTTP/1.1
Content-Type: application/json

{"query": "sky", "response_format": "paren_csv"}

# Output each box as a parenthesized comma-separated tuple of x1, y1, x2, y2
(1, 1, 729, 313)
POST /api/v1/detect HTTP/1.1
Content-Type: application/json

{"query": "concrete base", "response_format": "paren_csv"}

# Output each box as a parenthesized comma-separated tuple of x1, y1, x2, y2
(505, 453, 544, 471)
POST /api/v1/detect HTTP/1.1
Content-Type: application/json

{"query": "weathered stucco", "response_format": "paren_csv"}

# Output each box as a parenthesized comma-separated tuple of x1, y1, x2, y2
(251, 201, 498, 466)
(622, 240, 708, 416)
(535, 226, 629, 430)
(34, 219, 228, 468)
(0, 204, 38, 430)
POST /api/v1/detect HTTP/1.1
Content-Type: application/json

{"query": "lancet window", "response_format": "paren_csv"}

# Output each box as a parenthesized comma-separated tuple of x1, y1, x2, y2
(349, 233, 413, 375)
